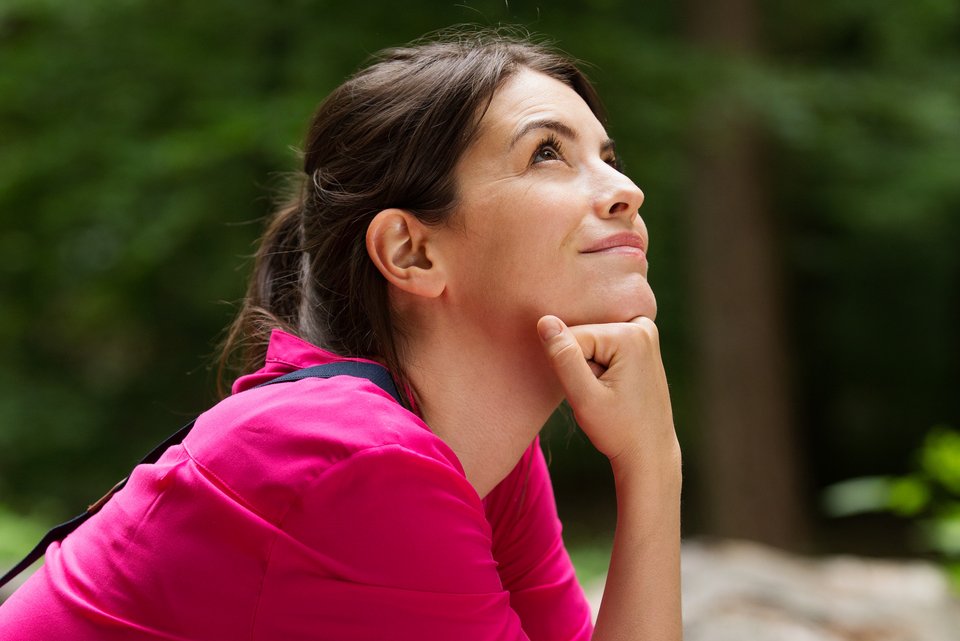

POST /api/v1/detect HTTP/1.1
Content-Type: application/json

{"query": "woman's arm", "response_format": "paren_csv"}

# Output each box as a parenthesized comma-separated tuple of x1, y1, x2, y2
(597, 446, 682, 640)
(538, 315, 683, 641)
(484, 439, 594, 640)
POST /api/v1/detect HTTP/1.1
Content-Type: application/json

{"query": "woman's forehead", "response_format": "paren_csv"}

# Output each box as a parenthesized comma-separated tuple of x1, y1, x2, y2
(475, 68, 608, 149)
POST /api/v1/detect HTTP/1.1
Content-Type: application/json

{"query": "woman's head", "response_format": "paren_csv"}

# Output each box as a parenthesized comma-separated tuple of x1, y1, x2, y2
(221, 27, 642, 393)
(413, 67, 651, 343)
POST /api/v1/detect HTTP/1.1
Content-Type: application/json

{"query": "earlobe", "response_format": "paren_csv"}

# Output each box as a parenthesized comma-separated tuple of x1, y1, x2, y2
(366, 209, 445, 298)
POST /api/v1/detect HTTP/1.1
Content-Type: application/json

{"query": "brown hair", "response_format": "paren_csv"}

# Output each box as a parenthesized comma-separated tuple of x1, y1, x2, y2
(219, 27, 605, 398)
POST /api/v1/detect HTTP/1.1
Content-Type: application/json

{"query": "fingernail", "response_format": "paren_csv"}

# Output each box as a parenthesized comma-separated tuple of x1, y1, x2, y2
(538, 317, 563, 341)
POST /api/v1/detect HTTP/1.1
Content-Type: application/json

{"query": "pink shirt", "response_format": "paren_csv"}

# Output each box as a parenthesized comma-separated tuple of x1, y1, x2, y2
(0, 330, 593, 640)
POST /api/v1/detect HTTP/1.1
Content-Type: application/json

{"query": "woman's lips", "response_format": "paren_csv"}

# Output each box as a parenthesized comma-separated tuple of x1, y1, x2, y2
(581, 232, 647, 255)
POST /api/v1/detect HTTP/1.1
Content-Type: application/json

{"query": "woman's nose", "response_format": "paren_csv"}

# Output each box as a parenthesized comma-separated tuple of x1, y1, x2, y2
(595, 167, 645, 221)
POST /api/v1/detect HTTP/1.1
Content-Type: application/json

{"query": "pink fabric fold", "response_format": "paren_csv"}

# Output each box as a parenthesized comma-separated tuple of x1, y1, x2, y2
(0, 329, 593, 640)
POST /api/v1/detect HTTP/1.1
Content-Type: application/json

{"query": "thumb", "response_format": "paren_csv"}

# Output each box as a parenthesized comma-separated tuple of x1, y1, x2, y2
(537, 315, 600, 409)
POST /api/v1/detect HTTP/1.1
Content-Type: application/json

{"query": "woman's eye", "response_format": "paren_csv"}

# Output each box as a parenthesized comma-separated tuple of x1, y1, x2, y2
(533, 146, 559, 163)
(532, 138, 563, 164)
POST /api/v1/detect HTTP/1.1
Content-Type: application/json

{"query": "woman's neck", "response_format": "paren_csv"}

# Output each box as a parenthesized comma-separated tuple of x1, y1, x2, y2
(403, 318, 562, 498)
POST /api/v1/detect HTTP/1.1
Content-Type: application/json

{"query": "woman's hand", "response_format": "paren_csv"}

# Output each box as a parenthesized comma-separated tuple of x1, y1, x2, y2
(536, 314, 678, 471)
(538, 314, 684, 640)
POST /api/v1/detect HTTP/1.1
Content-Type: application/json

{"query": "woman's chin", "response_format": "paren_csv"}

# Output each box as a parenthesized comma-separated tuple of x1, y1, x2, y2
(626, 284, 658, 322)
(528, 282, 657, 329)
(558, 295, 658, 327)
(598, 287, 658, 324)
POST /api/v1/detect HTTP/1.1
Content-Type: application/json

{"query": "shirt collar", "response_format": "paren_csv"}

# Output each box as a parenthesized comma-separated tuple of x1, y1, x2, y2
(231, 329, 386, 395)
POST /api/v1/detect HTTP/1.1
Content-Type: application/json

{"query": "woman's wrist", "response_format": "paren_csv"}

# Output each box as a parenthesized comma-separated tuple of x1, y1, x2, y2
(609, 433, 682, 492)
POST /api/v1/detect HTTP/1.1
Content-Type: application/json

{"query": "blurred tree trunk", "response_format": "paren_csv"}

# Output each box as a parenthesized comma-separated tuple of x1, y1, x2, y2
(684, 0, 810, 549)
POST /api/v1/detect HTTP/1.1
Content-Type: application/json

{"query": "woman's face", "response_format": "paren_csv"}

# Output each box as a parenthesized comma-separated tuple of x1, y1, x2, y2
(438, 68, 654, 338)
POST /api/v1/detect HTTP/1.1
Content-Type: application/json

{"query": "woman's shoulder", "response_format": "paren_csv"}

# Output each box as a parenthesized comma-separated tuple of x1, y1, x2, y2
(181, 373, 462, 523)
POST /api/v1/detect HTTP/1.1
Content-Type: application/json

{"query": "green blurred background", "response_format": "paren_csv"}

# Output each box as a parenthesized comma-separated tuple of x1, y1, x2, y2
(1, 0, 958, 575)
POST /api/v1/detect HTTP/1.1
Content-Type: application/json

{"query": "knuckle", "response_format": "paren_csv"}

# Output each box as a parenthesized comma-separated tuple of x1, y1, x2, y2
(636, 316, 658, 334)
(552, 338, 582, 365)
(631, 318, 659, 342)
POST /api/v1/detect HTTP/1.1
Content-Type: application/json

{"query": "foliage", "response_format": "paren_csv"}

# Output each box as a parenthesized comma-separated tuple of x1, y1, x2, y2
(823, 426, 960, 590)
(0, 504, 47, 569)
(567, 537, 613, 588)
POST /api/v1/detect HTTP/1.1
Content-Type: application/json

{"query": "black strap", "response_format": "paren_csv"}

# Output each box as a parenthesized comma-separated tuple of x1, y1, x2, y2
(0, 361, 399, 590)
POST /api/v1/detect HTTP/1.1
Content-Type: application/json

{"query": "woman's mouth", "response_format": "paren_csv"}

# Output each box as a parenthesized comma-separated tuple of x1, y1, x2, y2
(581, 232, 647, 260)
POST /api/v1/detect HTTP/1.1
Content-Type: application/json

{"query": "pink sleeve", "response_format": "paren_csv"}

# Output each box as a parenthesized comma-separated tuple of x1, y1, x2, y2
(252, 444, 531, 641)
(484, 438, 594, 641)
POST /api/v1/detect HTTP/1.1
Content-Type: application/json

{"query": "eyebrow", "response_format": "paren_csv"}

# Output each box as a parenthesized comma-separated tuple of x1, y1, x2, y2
(509, 118, 577, 149)
(509, 118, 618, 157)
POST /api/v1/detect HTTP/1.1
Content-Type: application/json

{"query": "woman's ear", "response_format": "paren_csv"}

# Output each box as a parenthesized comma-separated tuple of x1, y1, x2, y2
(366, 209, 446, 298)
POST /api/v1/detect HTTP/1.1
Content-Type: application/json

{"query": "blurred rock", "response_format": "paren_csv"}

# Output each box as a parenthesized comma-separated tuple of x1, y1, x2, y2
(583, 539, 960, 640)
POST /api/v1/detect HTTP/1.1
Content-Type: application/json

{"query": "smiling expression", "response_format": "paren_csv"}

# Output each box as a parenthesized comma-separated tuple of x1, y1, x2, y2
(436, 68, 655, 338)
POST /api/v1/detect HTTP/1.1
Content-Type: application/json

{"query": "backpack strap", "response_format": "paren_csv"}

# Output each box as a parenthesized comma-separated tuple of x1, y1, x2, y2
(0, 361, 399, 590)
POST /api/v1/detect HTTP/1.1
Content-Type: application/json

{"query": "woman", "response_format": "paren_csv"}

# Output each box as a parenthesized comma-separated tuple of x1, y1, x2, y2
(0, 28, 681, 640)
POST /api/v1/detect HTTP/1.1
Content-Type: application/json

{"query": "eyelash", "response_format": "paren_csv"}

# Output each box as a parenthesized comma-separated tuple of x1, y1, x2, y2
(531, 135, 623, 171)
(532, 135, 564, 164)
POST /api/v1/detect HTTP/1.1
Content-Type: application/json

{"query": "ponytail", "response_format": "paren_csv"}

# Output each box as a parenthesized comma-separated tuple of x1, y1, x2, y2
(217, 194, 306, 396)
